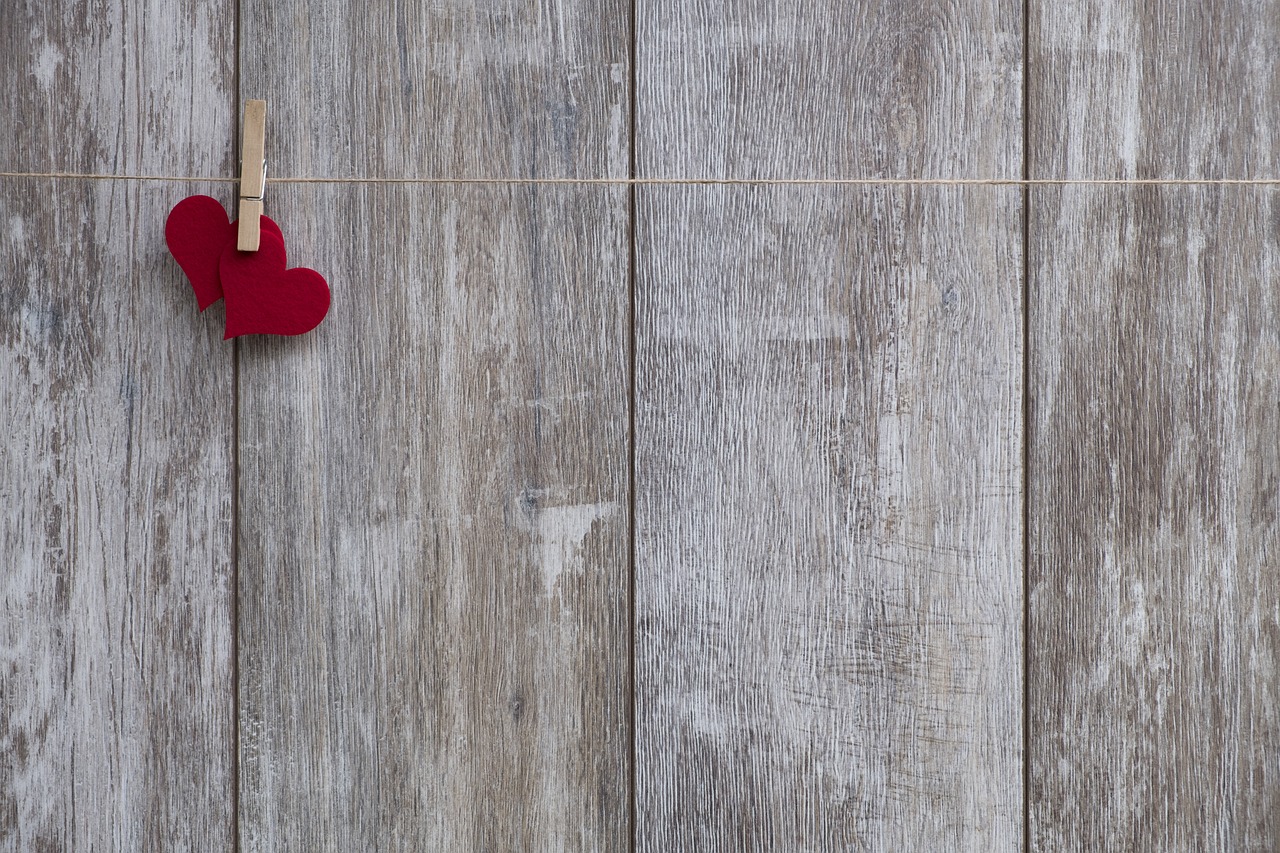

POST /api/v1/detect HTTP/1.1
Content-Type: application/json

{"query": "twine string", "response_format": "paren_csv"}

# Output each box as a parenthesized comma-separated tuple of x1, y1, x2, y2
(2, 171, 1280, 186)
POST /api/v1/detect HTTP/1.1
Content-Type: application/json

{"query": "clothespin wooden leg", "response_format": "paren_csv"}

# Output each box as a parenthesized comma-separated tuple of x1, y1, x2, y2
(237, 100, 267, 252)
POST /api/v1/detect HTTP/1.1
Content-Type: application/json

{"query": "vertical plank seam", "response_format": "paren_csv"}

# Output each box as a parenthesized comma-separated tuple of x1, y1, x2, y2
(231, 2, 243, 849)
(1021, 0, 1032, 848)
(627, 0, 639, 847)
(231, 335, 242, 853)
(627, 194, 638, 852)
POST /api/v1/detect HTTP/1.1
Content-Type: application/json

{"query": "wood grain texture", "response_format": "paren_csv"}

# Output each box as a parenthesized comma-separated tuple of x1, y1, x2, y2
(635, 185, 1023, 851)
(0, 178, 236, 850)
(636, 0, 1022, 179)
(2, 0, 236, 175)
(236, 184, 629, 851)
(1033, 1, 1280, 179)
(238, 0, 629, 179)
(1031, 2, 1280, 845)
(1028, 186, 1280, 850)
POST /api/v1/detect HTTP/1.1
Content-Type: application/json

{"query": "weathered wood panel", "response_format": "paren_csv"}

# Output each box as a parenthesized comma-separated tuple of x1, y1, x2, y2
(1, 1, 235, 175)
(0, 177, 236, 849)
(635, 0, 1026, 845)
(635, 185, 1023, 851)
(3, 5, 237, 846)
(1033, 2, 1280, 179)
(636, 0, 1022, 178)
(236, 184, 630, 851)
(238, 0, 629, 179)
(1028, 186, 1280, 850)
(237, 3, 632, 846)
(1031, 2, 1280, 846)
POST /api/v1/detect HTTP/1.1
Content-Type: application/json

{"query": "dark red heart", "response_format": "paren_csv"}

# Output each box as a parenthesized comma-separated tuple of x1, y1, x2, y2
(220, 230, 330, 339)
(165, 195, 282, 310)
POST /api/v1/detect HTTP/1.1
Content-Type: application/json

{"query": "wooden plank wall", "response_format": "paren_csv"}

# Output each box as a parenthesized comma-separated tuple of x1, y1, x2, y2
(3, 0, 1280, 851)
(633, 2, 1024, 848)
(1, 2, 238, 850)
(1029, 3, 1280, 849)
(634, 185, 1023, 850)
(235, 0, 630, 849)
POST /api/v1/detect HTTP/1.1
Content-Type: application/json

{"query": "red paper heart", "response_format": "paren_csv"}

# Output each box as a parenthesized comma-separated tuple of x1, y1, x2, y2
(220, 230, 330, 339)
(165, 195, 281, 310)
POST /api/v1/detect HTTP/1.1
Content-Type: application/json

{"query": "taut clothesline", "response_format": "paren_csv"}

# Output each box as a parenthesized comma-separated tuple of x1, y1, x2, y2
(3, 171, 1280, 186)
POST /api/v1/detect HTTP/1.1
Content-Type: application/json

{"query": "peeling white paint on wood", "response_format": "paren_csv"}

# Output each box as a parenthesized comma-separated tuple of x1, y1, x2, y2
(526, 501, 619, 596)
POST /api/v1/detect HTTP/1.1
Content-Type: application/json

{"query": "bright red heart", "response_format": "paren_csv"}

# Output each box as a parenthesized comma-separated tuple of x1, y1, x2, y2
(165, 195, 282, 310)
(220, 230, 330, 339)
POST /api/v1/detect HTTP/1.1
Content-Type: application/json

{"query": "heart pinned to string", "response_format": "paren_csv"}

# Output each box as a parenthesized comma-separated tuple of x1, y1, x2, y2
(165, 195, 329, 338)
(220, 230, 330, 339)
(165, 195, 282, 310)
(163, 99, 329, 339)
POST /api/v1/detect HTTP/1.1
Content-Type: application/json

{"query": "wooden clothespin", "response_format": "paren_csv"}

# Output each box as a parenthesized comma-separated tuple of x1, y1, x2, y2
(236, 100, 267, 251)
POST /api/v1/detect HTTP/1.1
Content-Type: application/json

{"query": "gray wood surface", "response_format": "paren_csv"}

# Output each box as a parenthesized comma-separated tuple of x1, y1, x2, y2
(9, 0, 1280, 849)
(635, 185, 1024, 850)
(237, 6, 632, 848)
(1030, 3, 1280, 847)
(1, 0, 236, 176)
(1028, 186, 1280, 849)
(238, 0, 629, 179)
(1033, 1, 1280, 179)
(235, 184, 630, 851)
(636, 0, 1022, 178)
(635, 2, 1026, 847)
(0, 177, 236, 850)
(2, 3, 237, 848)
